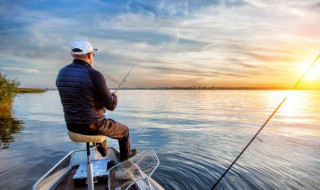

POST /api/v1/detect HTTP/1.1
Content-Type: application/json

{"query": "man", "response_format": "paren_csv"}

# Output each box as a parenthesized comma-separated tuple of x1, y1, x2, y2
(56, 39, 136, 161)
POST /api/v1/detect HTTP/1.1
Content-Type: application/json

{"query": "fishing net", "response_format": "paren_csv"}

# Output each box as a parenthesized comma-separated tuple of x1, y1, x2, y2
(108, 149, 159, 190)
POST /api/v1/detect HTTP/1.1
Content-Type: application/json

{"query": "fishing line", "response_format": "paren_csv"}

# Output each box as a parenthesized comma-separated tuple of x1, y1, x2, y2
(104, 73, 120, 85)
(115, 64, 136, 92)
(211, 54, 320, 190)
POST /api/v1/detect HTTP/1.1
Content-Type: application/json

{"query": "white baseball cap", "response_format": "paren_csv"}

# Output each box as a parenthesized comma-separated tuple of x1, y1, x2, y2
(70, 39, 98, 55)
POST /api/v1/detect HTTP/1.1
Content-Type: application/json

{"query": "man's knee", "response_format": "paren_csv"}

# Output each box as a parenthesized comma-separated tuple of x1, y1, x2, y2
(122, 124, 129, 137)
(115, 121, 129, 133)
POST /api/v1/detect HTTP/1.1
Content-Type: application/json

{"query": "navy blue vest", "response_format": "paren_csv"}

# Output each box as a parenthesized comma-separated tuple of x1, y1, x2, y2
(56, 59, 117, 126)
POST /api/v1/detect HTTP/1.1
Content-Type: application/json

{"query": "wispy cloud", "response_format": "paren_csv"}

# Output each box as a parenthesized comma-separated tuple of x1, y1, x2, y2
(1, 67, 40, 74)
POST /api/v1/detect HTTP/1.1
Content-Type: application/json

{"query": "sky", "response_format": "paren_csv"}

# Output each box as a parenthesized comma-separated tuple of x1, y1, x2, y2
(0, 0, 320, 89)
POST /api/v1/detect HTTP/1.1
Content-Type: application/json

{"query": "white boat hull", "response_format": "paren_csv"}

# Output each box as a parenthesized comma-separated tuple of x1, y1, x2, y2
(33, 147, 164, 190)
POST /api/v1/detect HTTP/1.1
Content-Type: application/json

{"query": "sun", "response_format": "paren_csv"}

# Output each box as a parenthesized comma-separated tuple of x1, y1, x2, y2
(305, 62, 320, 81)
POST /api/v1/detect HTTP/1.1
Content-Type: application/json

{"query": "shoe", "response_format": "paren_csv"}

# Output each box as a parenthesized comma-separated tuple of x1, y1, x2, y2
(120, 149, 137, 162)
(107, 160, 116, 170)
(96, 140, 107, 157)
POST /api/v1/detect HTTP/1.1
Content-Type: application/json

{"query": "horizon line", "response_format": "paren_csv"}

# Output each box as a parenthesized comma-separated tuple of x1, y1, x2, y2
(19, 86, 320, 90)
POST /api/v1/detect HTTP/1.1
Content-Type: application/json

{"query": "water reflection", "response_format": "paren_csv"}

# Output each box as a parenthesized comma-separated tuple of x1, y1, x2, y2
(280, 91, 310, 118)
(0, 118, 23, 149)
(1, 90, 320, 190)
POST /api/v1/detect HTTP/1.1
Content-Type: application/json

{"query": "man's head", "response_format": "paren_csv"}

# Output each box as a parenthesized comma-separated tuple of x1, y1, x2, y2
(70, 39, 98, 65)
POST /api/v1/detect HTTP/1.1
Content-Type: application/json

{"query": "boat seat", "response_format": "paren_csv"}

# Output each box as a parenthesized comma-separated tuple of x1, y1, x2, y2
(67, 130, 106, 143)
(67, 130, 107, 190)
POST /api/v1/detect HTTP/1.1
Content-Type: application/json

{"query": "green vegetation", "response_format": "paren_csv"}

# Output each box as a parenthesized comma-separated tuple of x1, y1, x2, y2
(0, 73, 26, 149)
(0, 73, 20, 119)
(17, 88, 46, 93)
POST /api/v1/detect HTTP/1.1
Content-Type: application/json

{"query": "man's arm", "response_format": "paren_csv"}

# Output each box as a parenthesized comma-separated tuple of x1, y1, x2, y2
(89, 69, 118, 111)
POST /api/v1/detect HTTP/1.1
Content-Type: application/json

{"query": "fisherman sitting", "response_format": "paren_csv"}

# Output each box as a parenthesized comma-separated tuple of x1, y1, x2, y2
(56, 39, 136, 161)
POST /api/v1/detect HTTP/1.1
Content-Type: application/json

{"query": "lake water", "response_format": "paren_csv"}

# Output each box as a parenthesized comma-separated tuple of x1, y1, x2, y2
(0, 90, 319, 190)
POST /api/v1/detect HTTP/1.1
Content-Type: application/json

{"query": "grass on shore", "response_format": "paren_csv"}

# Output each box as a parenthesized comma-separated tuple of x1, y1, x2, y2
(17, 88, 46, 93)
(0, 73, 19, 118)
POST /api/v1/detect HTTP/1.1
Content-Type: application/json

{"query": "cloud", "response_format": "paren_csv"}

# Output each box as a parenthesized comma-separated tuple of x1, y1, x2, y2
(0, 0, 319, 88)
(1, 67, 40, 74)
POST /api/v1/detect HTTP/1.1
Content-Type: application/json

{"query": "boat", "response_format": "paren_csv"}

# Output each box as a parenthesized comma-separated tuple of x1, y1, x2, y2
(32, 146, 164, 190)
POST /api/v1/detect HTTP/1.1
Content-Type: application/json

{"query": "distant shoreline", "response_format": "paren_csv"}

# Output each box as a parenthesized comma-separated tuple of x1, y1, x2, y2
(22, 87, 320, 91)
(110, 87, 320, 90)
(17, 88, 47, 93)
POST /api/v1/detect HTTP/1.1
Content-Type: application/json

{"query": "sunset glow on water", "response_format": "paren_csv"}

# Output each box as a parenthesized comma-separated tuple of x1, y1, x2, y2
(0, 90, 319, 189)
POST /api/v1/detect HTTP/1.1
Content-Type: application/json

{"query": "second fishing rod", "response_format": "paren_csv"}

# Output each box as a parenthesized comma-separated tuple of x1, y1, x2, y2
(211, 53, 320, 189)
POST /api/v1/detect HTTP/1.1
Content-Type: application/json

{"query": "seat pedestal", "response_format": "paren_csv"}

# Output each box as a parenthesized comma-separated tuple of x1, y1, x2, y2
(67, 131, 106, 190)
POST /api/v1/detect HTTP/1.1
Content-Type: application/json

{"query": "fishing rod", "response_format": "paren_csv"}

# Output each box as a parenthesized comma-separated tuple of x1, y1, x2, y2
(115, 64, 136, 92)
(211, 53, 320, 190)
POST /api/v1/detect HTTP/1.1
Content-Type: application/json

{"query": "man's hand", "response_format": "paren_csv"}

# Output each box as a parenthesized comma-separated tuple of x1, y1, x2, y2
(113, 91, 119, 97)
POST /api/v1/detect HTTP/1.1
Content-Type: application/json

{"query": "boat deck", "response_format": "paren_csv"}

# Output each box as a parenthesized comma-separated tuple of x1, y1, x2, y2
(33, 148, 163, 190)
(55, 168, 137, 190)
